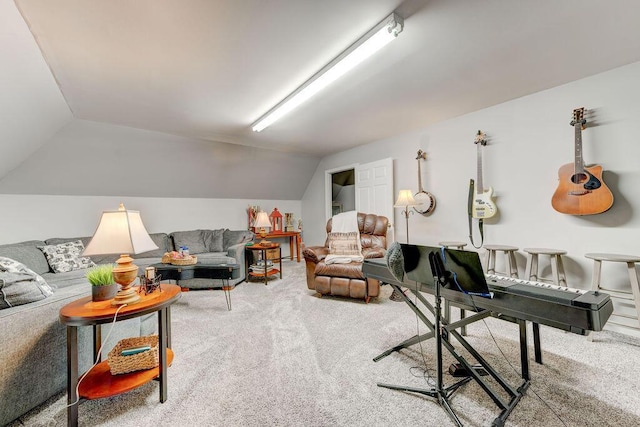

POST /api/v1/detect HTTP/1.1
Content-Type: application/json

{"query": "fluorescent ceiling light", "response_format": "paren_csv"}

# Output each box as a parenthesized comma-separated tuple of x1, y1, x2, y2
(252, 12, 404, 132)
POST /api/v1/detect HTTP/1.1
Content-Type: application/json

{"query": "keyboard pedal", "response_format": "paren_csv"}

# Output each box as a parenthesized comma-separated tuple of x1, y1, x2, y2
(449, 363, 488, 377)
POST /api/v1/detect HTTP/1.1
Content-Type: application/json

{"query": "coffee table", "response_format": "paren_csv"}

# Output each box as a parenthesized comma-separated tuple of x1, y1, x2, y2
(59, 284, 181, 427)
(151, 262, 239, 310)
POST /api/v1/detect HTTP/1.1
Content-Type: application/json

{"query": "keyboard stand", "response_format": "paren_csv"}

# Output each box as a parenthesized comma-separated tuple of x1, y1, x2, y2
(376, 279, 530, 427)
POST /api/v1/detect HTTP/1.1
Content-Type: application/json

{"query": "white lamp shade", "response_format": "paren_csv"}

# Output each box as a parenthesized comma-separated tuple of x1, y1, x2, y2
(83, 204, 158, 256)
(394, 190, 418, 207)
(253, 211, 272, 229)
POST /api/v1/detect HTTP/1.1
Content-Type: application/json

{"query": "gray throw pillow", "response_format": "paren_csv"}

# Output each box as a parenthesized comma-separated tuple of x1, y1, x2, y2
(37, 240, 96, 273)
(207, 229, 225, 252)
(170, 230, 208, 254)
(0, 241, 50, 275)
(137, 233, 170, 258)
(0, 256, 55, 309)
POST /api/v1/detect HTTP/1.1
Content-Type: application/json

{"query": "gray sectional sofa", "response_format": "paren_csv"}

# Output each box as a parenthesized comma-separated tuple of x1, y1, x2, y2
(0, 228, 253, 426)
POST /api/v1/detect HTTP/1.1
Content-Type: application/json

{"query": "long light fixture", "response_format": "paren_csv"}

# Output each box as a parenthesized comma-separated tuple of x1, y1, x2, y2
(252, 12, 404, 132)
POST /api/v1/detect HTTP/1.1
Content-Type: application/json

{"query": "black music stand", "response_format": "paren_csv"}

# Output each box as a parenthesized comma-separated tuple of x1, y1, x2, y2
(376, 245, 529, 427)
(377, 251, 471, 427)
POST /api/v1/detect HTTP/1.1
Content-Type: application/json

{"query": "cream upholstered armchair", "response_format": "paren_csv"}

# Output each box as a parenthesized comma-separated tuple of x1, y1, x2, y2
(302, 212, 388, 303)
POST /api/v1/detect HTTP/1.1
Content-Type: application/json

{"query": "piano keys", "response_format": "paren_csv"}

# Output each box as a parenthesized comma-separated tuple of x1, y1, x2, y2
(363, 257, 613, 335)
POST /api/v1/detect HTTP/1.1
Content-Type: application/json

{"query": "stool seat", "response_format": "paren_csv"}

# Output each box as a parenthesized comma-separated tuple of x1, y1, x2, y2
(483, 245, 519, 278)
(523, 248, 567, 256)
(585, 253, 640, 263)
(585, 252, 640, 330)
(523, 247, 567, 286)
(439, 241, 467, 249)
(484, 244, 518, 251)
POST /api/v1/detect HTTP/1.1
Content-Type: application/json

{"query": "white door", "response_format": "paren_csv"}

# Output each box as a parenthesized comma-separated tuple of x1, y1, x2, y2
(355, 158, 394, 241)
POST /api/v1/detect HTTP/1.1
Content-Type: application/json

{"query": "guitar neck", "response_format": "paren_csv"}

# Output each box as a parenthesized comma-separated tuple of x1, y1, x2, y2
(476, 143, 483, 193)
(574, 122, 585, 174)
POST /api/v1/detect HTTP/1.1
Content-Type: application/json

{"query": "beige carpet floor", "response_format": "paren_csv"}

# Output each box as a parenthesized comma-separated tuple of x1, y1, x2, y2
(10, 260, 640, 426)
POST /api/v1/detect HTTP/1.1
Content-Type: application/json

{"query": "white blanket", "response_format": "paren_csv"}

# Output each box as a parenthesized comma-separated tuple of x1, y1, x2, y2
(324, 211, 364, 264)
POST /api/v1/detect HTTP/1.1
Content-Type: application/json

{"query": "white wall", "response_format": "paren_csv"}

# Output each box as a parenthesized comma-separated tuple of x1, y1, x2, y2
(0, 194, 301, 256)
(302, 61, 640, 334)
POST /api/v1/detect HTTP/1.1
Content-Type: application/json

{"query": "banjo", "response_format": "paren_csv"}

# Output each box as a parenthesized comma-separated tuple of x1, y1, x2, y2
(414, 150, 436, 214)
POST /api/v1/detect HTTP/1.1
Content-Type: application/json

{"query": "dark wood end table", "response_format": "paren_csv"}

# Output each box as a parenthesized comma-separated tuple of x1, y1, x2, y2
(245, 243, 282, 285)
(59, 284, 181, 427)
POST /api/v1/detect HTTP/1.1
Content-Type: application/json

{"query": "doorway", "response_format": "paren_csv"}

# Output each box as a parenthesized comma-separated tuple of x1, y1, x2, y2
(331, 169, 355, 216)
(324, 158, 394, 241)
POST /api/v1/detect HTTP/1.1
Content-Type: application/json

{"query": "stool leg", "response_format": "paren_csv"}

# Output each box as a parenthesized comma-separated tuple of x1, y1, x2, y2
(527, 254, 539, 281)
(626, 262, 640, 327)
(556, 255, 567, 287)
(487, 251, 496, 274)
(508, 251, 518, 278)
(550, 255, 559, 286)
(591, 260, 602, 292)
(588, 260, 603, 342)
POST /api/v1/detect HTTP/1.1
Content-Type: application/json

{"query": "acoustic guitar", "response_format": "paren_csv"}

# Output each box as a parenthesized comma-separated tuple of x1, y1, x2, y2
(472, 130, 497, 219)
(551, 107, 613, 215)
(413, 149, 436, 215)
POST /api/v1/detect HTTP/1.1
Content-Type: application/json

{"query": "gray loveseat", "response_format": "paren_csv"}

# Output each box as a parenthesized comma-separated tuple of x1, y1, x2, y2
(0, 228, 253, 426)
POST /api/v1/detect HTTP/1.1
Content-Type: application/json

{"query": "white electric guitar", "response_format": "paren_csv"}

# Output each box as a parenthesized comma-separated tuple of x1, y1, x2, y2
(472, 130, 497, 219)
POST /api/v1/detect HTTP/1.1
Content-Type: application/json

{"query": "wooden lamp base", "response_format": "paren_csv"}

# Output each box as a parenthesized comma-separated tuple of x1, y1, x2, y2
(112, 254, 141, 305)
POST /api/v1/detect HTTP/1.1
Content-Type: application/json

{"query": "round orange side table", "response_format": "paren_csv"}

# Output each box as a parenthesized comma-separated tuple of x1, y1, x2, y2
(59, 284, 181, 427)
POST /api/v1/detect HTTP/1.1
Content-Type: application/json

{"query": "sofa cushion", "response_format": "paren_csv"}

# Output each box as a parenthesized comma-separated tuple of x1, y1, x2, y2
(195, 253, 236, 264)
(137, 233, 170, 258)
(223, 229, 254, 250)
(37, 240, 96, 273)
(170, 230, 208, 254)
(314, 260, 365, 280)
(203, 229, 225, 252)
(0, 256, 55, 309)
(0, 240, 51, 275)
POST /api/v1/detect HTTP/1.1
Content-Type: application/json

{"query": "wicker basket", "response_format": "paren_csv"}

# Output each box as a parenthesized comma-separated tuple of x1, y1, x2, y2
(170, 255, 197, 265)
(161, 253, 171, 264)
(108, 335, 159, 375)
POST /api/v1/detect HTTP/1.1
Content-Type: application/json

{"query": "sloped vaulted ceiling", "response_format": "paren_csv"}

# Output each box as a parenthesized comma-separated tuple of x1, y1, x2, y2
(3, 1, 640, 198)
(14, 0, 640, 157)
(0, 0, 72, 180)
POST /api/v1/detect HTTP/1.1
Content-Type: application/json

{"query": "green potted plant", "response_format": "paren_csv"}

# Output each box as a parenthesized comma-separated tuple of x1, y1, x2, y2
(86, 264, 117, 302)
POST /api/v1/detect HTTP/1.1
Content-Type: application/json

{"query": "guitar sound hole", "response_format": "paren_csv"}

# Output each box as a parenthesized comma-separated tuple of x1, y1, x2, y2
(571, 173, 588, 184)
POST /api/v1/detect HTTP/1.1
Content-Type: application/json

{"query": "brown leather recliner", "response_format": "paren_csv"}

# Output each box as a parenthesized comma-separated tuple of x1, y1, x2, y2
(302, 212, 388, 303)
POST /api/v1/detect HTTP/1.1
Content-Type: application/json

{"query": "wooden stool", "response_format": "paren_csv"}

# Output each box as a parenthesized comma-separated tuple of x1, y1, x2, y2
(523, 248, 567, 286)
(439, 241, 467, 250)
(484, 245, 519, 278)
(585, 253, 640, 329)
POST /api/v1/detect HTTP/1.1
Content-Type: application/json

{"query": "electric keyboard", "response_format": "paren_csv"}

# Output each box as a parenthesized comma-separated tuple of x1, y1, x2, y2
(363, 258, 613, 335)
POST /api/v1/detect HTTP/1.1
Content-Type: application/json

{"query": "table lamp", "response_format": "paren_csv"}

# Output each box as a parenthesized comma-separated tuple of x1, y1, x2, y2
(254, 211, 272, 245)
(83, 203, 158, 305)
